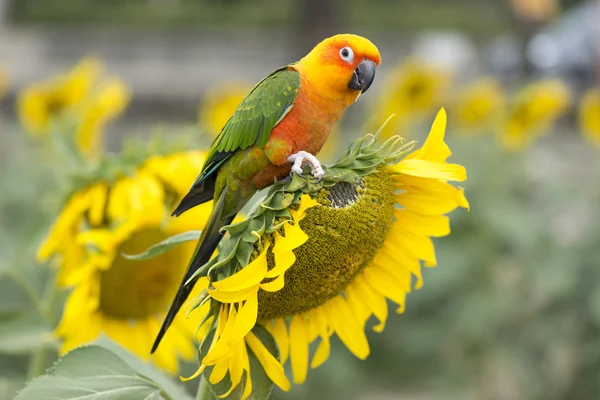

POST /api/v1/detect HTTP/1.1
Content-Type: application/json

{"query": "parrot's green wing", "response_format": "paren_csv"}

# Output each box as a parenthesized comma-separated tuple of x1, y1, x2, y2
(198, 66, 301, 183)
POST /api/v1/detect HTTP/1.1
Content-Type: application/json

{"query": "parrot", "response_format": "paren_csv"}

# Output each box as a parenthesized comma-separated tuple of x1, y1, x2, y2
(151, 33, 381, 353)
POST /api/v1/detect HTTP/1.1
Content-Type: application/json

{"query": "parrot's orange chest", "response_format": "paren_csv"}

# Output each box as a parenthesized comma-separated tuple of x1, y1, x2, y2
(264, 77, 346, 165)
(250, 74, 353, 189)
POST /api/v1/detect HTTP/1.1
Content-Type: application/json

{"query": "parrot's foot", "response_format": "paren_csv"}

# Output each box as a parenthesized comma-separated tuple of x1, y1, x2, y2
(276, 175, 292, 184)
(288, 151, 324, 181)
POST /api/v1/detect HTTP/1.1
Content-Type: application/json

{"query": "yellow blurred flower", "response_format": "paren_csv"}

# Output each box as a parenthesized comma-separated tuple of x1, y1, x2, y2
(500, 79, 571, 150)
(18, 58, 101, 135)
(18, 57, 130, 155)
(186, 109, 468, 396)
(450, 77, 505, 134)
(38, 151, 209, 373)
(579, 88, 600, 146)
(75, 78, 130, 154)
(199, 82, 251, 137)
(368, 58, 450, 139)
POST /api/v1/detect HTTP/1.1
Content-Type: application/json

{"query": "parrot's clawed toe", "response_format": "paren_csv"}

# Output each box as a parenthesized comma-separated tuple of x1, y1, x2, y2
(288, 151, 324, 180)
(276, 175, 293, 184)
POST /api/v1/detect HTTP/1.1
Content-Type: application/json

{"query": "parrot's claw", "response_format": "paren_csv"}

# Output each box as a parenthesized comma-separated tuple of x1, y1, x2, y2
(288, 151, 324, 181)
(276, 175, 293, 184)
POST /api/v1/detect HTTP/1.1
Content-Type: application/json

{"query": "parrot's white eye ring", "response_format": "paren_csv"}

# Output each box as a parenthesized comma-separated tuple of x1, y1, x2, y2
(339, 46, 354, 63)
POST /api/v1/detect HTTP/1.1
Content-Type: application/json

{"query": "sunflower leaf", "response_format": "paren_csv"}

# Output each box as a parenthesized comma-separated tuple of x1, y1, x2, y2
(15, 344, 191, 400)
(121, 230, 201, 260)
(95, 337, 192, 400)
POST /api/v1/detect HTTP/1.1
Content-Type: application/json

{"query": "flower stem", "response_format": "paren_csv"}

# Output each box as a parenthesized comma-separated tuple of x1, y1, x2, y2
(196, 378, 215, 400)
(27, 346, 49, 380)
(27, 269, 60, 379)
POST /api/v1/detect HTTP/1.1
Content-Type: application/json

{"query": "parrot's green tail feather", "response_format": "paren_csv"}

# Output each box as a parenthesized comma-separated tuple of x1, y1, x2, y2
(151, 191, 234, 354)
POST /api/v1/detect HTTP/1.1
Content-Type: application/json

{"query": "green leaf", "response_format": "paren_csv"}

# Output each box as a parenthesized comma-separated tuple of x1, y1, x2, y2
(0, 312, 54, 355)
(15, 344, 191, 400)
(122, 230, 201, 260)
(95, 337, 192, 400)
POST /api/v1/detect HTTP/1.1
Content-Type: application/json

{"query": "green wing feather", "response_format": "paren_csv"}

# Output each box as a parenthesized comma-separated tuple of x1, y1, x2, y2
(197, 66, 301, 184)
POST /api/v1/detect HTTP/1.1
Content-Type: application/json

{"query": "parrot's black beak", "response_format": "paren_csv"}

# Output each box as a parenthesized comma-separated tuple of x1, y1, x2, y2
(348, 59, 377, 93)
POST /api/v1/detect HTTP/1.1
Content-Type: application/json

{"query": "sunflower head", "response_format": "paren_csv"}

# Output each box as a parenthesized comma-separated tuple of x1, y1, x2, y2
(451, 77, 505, 133)
(39, 148, 210, 373)
(501, 79, 571, 150)
(18, 57, 130, 156)
(141, 109, 467, 398)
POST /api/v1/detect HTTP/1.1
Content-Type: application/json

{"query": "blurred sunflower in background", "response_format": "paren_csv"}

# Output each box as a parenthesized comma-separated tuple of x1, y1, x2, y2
(178, 109, 467, 397)
(450, 77, 505, 134)
(579, 88, 600, 146)
(38, 150, 210, 373)
(500, 79, 571, 150)
(18, 57, 130, 155)
(368, 58, 450, 139)
(199, 82, 252, 137)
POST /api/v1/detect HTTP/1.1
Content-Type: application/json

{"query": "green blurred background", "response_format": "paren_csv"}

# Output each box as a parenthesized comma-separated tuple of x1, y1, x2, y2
(1, 0, 600, 399)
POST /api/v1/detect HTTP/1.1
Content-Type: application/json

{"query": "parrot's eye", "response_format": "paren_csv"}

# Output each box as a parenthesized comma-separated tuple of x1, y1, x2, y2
(339, 46, 354, 63)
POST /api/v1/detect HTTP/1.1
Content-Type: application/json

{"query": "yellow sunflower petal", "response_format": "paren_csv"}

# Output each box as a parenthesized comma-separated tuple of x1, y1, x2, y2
(268, 319, 290, 364)
(259, 275, 285, 292)
(363, 264, 409, 313)
(246, 331, 291, 391)
(352, 274, 388, 332)
(325, 296, 369, 359)
(393, 209, 450, 237)
(405, 108, 451, 162)
(290, 195, 319, 221)
(394, 159, 467, 182)
(209, 358, 230, 385)
(289, 314, 309, 384)
(208, 285, 259, 304)
(87, 183, 108, 226)
(311, 335, 330, 369)
(231, 295, 258, 344)
(265, 229, 298, 279)
(211, 242, 270, 291)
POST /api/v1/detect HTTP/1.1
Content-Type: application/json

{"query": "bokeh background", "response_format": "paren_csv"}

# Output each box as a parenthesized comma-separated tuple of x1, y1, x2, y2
(1, 0, 600, 399)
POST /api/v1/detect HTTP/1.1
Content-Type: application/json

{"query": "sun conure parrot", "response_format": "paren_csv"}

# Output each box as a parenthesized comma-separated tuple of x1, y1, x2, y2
(151, 33, 381, 352)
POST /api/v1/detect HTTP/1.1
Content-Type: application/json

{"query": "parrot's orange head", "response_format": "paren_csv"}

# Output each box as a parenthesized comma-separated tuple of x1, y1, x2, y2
(296, 34, 381, 105)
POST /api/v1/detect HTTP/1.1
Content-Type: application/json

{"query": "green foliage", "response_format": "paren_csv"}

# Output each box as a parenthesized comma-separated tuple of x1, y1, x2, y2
(122, 230, 202, 261)
(15, 342, 192, 400)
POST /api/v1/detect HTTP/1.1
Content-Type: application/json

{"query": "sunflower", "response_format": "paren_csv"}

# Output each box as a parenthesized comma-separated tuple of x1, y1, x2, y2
(38, 150, 210, 373)
(172, 109, 468, 398)
(368, 58, 450, 139)
(450, 77, 505, 134)
(18, 57, 130, 155)
(199, 82, 252, 137)
(500, 79, 571, 150)
(579, 88, 600, 146)
(74, 78, 130, 154)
